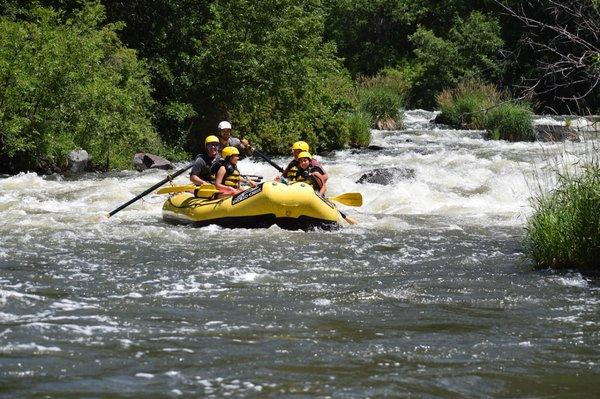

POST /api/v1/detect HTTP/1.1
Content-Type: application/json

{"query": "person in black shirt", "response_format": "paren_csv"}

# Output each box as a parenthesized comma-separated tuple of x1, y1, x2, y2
(190, 135, 220, 185)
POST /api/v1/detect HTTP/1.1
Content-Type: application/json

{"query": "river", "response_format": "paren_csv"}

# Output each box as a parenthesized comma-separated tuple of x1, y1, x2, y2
(1, 110, 599, 397)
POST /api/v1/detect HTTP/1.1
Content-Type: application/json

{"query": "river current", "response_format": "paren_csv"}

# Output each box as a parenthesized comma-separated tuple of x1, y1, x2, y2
(1, 111, 599, 397)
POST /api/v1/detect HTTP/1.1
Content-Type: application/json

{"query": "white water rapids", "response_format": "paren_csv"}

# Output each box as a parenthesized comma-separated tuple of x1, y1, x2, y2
(1, 110, 598, 397)
(3, 110, 595, 230)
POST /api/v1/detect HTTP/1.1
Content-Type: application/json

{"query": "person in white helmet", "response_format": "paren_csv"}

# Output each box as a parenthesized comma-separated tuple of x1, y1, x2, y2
(217, 121, 253, 158)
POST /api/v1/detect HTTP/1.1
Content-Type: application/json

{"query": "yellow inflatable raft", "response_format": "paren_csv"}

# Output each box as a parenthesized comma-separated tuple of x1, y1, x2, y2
(162, 181, 344, 230)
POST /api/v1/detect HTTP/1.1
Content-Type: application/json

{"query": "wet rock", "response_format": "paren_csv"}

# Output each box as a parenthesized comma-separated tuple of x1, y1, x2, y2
(367, 145, 385, 151)
(133, 153, 173, 171)
(67, 149, 91, 173)
(356, 167, 415, 185)
(534, 125, 580, 142)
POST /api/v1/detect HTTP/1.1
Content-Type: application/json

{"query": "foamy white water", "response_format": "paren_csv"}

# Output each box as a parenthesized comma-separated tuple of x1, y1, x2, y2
(1, 110, 599, 398)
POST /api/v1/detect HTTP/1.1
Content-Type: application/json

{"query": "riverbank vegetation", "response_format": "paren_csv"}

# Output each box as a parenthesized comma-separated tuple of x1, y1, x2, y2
(525, 154, 600, 270)
(1, 0, 598, 173)
(436, 80, 534, 141)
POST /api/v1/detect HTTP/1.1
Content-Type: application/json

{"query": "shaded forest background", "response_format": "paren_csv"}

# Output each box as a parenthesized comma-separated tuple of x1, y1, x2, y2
(1, 0, 598, 172)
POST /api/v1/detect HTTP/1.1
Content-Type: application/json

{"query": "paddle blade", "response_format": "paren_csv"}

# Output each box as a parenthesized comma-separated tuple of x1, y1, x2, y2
(156, 184, 196, 194)
(329, 192, 363, 207)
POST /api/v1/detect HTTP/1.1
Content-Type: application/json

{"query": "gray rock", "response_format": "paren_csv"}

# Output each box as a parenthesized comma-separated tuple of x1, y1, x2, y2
(67, 149, 91, 173)
(356, 167, 415, 185)
(534, 125, 580, 142)
(133, 153, 173, 171)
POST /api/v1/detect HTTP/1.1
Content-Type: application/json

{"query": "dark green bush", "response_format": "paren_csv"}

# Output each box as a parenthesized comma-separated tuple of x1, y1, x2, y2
(436, 79, 501, 128)
(347, 112, 372, 148)
(525, 160, 600, 270)
(410, 11, 504, 108)
(358, 87, 402, 128)
(0, 3, 161, 172)
(485, 103, 534, 141)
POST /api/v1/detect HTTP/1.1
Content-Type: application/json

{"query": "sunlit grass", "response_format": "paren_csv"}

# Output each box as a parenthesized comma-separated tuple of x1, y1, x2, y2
(525, 144, 600, 269)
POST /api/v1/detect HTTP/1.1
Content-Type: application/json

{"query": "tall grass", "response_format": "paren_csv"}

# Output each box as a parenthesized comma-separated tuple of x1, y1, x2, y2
(346, 111, 372, 147)
(525, 150, 600, 270)
(485, 102, 535, 141)
(357, 70, 407, 129)
(436, 79, 501, 128)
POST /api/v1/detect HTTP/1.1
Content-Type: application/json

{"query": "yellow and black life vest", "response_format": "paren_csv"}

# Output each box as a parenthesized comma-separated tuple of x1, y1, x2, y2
(211, 160, 241, 187)
(285, 164, 324, 189)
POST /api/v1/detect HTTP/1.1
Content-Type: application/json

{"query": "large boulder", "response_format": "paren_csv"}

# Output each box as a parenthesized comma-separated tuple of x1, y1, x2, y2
(356, 167, 415, 185)
(133, 153, 173, 171)
(67, 149, 91, 173)
(534, 125, 580, 142)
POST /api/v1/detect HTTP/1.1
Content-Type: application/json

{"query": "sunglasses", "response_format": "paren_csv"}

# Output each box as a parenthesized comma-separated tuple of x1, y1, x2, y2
(206, 143, 219, 149)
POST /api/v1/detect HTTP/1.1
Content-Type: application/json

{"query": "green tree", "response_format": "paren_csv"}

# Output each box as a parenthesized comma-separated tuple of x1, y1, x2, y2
(192, 0, 354, 153)
(0, 2, 160, 172)
(410, 11, 504, 108)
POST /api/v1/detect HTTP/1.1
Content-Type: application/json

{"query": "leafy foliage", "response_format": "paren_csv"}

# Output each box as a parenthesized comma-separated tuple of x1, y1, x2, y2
(0, 3, 161, 172)
(358, 87, 402, 127)
(410, 11, 504, 108)
(526, 159, 600, 270)
(484, 102, 534, 141)
(436, 79, 502, 128)
(346, 111, 372, 147)
(193, 0, 355, 153)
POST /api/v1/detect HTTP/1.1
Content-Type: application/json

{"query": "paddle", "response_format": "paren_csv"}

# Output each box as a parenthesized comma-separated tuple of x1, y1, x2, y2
(251, 147, 285, 173)
(241, 174, 263, 182)
(250, 146, 359, 224)
(329, 192, 362, 207)
(107, 162, 194, 217)
(156, 183, 221, 197)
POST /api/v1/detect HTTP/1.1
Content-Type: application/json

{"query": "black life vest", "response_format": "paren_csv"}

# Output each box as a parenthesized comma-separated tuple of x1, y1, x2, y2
(210, 159, 240, 187)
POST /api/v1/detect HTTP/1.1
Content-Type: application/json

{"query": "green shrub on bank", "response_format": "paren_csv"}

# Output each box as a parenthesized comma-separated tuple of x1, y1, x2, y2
(485, 103, 535, 141)
(525, 160, 600, 270)
(358, 87, 402, 128)
(436, 79, 501, 128)
(346, 112, 372, 148)
(0, 4, 161, 173)
(356, 69, 410, 129)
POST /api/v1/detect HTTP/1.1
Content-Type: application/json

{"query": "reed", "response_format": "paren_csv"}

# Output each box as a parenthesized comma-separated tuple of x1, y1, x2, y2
(346, 111, 372, 148)
(485, 102, 535, 141)
(358, 87, 402, 127)
(436, 79, 501, 128)
(525, 147, 600, 270)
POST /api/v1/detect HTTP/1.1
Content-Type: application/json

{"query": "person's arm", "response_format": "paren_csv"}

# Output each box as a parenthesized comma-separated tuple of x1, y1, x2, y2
(190, 174, 208, 185)
(214, 166, 240, 195)
(241, 176, 257, 188)
(240, 138, 253, 156)
(312, 160, 329, 184)
(306, 168, 326, 195)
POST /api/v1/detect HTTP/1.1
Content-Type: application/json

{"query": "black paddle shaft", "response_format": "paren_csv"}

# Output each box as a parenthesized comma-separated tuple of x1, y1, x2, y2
(107, 162, 194, 217)
(251, 148, 285, 173)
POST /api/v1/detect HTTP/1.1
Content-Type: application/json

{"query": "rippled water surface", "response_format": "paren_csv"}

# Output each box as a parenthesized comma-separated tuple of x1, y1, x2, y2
(1, 111, 599, 397)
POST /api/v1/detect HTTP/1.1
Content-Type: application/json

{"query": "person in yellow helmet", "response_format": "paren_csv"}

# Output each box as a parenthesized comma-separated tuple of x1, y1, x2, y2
(285, 151, 327, 195)
(190, 135, 221, 185)
(276, 141, 329, 192)
(211, 146, 256, 196)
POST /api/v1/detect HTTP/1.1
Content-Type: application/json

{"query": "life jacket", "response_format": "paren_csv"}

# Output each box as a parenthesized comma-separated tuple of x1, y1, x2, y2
(210, 159, 240, 187)
(283, 160, 300, 180)
(191, 153, 218, 182)
(286, 164, 323, 189)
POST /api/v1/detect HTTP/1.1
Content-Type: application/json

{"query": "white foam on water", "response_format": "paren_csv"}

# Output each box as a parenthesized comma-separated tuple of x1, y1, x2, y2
(0, 342, 62, 354)
(135, 373, 155, 379)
